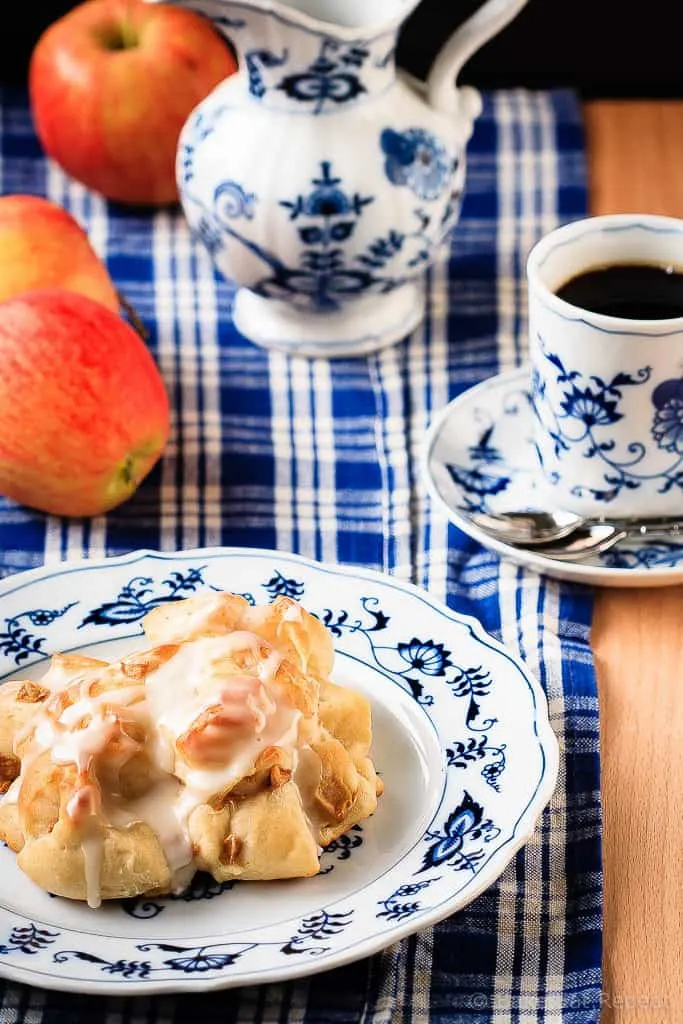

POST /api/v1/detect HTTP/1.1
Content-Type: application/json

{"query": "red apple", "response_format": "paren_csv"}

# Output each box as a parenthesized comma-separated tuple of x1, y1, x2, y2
(0, 288, 170, 517)
(0, 194, 120, 311)
(29, 0, 237, 206)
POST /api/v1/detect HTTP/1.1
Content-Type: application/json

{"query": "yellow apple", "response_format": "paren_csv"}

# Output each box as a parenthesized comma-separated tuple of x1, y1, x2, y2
(0, 195, 120, 310)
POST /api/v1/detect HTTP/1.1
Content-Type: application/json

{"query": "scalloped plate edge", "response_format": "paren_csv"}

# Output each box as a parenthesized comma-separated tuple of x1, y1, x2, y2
(0, 546, 559, 995)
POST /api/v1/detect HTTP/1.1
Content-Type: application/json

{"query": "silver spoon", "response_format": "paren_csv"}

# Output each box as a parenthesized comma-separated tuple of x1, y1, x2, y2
(534, 520, 683, 561)
(470, 509, 585, 546)
(528, 524, 631, 561)
(469, 509, 683, 547)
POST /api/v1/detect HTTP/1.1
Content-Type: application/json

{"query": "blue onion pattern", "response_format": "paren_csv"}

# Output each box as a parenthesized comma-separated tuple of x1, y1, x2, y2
(598, 542, 683, 569)
(0, 924, 59, 955)
(445, 423, 511, 512)
(245, 39, 371, 114)
(262, 570, 305, 600)
(381, 128, 451, 201)
(531, 336, 683, 502)
(560, 386, 622, 427)
(121, 875, 235, 920)
(182, 156, 448, 312)
(446, 735, 507, 792)
(419, 792, 500, 873)
(214, 180, 256, 221)
(41, 910, 355, 978)
(651, 379, 683, 453)
(79, 568, 211, 628)
(245, 48, 288, 99)
(397, 638, 452, 676)
(0, 603, 77, 666)
(376, 879, 437, 922)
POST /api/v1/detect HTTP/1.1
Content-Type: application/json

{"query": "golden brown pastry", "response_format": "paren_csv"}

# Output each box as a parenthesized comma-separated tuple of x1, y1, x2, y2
(0, 591, 382, 907)
(143, 591, 335, 677)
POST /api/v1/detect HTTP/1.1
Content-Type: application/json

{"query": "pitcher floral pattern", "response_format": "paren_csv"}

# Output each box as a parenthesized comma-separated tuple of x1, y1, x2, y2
(167, 0, 502, 353)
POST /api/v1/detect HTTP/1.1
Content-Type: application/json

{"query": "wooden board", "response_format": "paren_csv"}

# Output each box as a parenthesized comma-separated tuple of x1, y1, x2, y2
(584, 100, 683, 1024)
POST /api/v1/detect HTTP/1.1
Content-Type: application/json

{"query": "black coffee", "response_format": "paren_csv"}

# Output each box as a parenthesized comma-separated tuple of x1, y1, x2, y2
(554, 263, 683, 319)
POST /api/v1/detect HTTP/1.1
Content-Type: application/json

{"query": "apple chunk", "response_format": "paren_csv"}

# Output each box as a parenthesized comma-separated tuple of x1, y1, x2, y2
(0, 289, 171, 517)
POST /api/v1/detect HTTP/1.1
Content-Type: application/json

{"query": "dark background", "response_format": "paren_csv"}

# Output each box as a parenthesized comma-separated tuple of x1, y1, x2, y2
(400, 0, 683, 97)
(4, 0, 683, 96)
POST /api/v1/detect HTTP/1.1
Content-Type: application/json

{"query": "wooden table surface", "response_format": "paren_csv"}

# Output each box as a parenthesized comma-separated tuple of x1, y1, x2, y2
(583, 100, 683, 1024)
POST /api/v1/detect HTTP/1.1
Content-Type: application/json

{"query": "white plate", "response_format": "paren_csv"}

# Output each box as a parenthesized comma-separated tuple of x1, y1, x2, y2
(0, 547, 557, 995)
(423, 368, 683, 587)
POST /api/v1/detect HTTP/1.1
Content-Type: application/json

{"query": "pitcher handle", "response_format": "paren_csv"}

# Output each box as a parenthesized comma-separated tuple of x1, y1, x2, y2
(426, 0, 529, 124)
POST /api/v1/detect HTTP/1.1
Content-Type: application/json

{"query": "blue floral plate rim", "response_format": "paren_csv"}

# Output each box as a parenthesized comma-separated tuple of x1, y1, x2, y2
(422, 368, 683, 587)
(0, 547, 558, 995)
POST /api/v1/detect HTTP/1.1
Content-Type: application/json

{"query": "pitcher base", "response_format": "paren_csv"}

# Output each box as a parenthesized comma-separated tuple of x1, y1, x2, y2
(232, 283, 426, 359)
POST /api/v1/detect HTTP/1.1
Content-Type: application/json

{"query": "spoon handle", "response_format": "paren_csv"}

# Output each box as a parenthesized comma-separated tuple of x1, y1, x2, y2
(619, 518, 683, 536)
(538, 530, 629, 562)
(539, 521, 683, 562)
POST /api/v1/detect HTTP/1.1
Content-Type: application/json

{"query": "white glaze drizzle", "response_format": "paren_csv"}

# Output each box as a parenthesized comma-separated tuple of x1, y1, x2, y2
(105, 775, 194, 885)
(282, 603, 303, 623)
(145, 634, 301, 815)
(65, 783, 103, 909)
(1, 776, 20, 805)
(8, 622, 327, 904)
(81, 834, 104, 910)
(293, 744, 325, 840)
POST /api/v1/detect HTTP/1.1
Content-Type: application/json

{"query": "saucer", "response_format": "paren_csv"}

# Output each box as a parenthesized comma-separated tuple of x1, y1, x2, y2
(422, 368, 683, 588)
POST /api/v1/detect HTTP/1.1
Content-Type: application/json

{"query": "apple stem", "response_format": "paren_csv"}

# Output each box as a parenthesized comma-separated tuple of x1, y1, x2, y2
(120, 456, 136, 487)
(118, 291, 150, 341)
(119, 18, 139, 50)
(96, 19, 139, 52)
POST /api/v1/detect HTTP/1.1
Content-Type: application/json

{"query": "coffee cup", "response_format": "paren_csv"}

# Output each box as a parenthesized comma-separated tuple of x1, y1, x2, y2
(527, 213, 683, 518)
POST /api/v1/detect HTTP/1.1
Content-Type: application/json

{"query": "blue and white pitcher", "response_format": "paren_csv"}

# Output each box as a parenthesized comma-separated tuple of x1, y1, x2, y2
(155, 0, 528, 357)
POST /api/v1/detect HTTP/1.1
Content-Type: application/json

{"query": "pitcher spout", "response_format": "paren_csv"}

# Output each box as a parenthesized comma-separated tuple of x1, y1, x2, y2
(149, 0, 407, 115)
(147, 0, 420, 42)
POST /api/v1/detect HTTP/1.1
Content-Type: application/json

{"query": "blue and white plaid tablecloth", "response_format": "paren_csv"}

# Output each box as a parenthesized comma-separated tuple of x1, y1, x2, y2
(0, 87, 601, 1022)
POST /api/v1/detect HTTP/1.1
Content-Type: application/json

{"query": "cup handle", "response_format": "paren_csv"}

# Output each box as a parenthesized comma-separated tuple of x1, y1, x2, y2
(426, 0, 529, 125)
